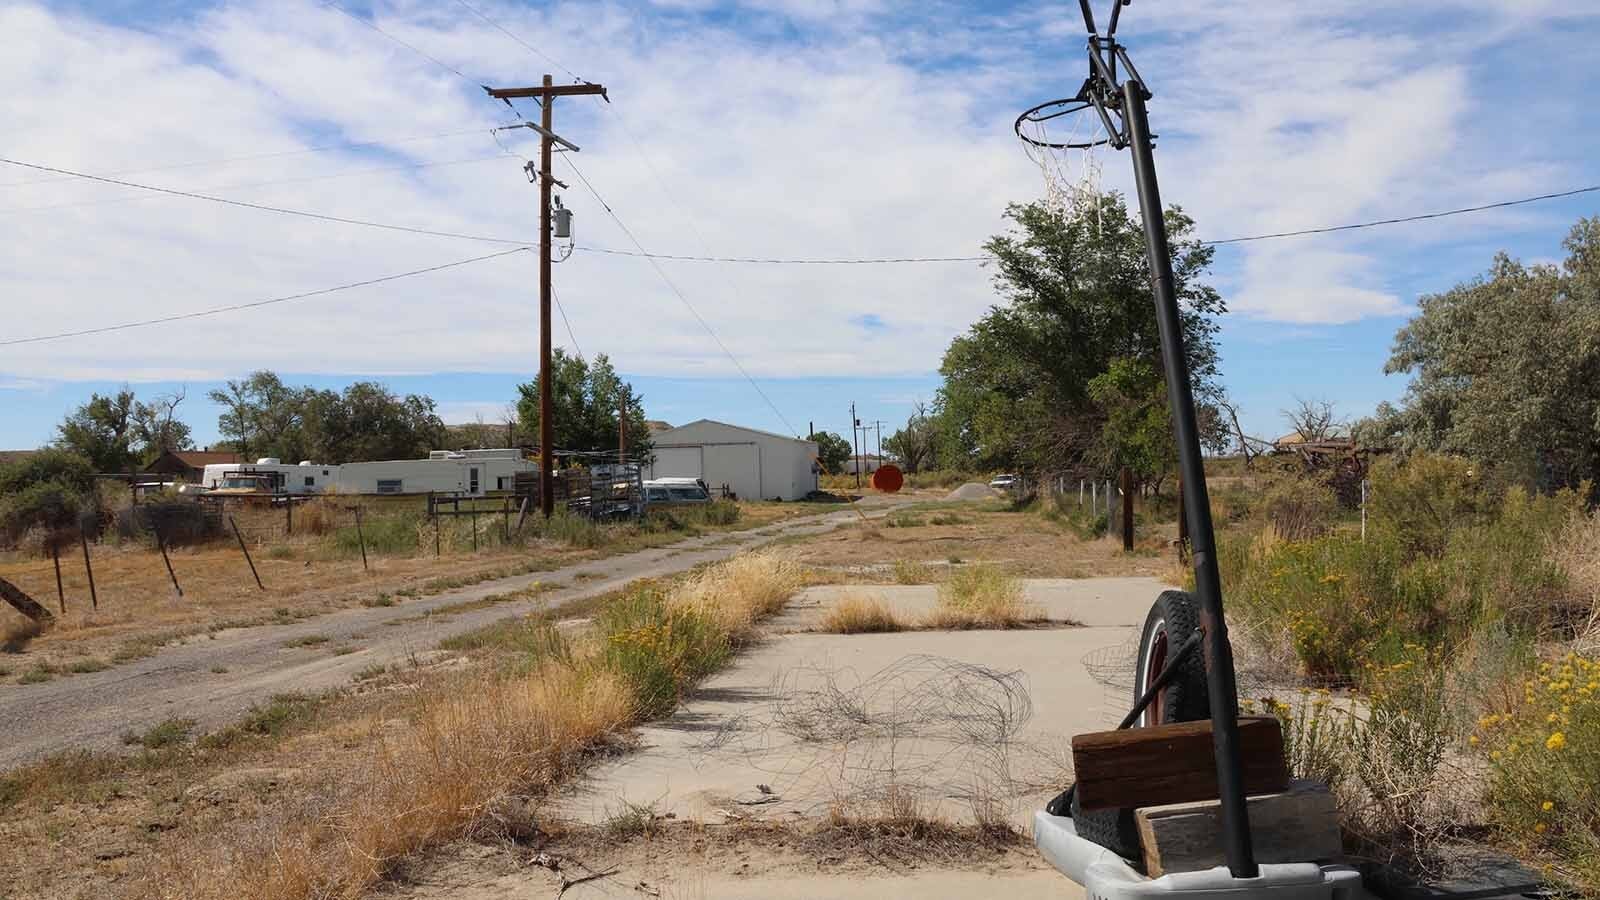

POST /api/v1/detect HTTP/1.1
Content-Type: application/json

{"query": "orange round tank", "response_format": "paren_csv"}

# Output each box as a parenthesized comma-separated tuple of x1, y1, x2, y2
(871, 464, 904, 493)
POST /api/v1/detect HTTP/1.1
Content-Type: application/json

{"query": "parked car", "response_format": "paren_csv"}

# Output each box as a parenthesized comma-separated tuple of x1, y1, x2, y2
(644, 478, 711, 505)
(989, 473, 1019, 491)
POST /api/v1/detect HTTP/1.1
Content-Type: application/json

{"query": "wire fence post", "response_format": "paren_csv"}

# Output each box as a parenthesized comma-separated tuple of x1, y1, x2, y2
(354, 505, 369, 573)
(433, 494, 441, 557)
(52, 541, 65, 614)
(230, 515, 264, 590)
(1121, 466, 1135, 552)
(155, 523, 183, 599)
(471, 503, 479, 552)
(1360, 478, 1369, 542)
(80, 532, 97, 610)
(285, 497, 292, 536)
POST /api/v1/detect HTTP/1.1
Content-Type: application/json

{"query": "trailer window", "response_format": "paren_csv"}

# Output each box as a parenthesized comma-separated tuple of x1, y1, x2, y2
(376, 479, 403, 494)
(304, 476, 315, 487)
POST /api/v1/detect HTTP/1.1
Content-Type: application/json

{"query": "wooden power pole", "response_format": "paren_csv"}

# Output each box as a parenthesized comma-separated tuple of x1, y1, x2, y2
(485, 76, 607, 517)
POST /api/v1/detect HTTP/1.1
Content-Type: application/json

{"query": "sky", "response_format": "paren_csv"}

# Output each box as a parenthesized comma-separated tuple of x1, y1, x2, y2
(3, 0, 1599, 452)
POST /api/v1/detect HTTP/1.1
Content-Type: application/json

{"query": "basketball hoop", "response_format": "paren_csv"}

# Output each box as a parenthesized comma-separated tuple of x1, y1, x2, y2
(1015, 93, 1110, 221)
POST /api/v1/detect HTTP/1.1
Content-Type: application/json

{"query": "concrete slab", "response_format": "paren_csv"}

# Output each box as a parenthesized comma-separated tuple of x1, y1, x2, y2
(559, 624, 1147, 831)
(771, 577, 1169, 631)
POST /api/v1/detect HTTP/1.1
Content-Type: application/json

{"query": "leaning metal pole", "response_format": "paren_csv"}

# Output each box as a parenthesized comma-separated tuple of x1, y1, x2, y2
(1122, 77, 1258, 879)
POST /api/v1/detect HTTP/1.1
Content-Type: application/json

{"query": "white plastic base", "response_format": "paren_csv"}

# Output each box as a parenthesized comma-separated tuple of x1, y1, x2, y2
(1034, 811, 1365, 899)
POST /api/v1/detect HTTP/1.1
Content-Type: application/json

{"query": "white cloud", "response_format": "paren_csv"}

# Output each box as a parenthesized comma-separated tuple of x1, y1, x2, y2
(0, 0, 1592, 389)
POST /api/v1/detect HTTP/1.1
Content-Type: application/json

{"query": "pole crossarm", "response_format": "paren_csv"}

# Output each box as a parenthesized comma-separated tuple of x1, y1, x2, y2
(484, 83, 608, 100)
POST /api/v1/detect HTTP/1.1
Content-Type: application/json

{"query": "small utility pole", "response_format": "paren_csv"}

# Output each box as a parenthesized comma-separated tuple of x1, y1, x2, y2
(486, 76, 607, 517)
(850, 403, 861, 488)
(618, 387, 628, 464)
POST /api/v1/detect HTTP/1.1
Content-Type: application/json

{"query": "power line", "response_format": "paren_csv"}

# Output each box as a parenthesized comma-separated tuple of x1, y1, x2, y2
(6, 153, 1594, 262)
(2, 154, 511, 215)
(450, 0, 584, 83)
(574, 245, 987, 264)
(0, 156, 531, 246)
(0, 127, 500, 189)
(0, 248, 529, 347)
(323, 0, 481, 87)
(560, 154, 800, 437)
(1199, 185, 1600, 245)
(552, 285, 583, 359)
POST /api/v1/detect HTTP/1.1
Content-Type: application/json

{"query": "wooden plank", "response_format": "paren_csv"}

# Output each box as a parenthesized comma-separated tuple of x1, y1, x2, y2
(1136, 779, 1341, 877)
(1071, 716, 1287, 811)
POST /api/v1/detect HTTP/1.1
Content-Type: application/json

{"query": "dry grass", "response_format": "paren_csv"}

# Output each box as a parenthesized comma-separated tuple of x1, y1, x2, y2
(820, 592, 905, 634)
(0, 501, 819, 680)
(1, 616, 44, 653)
(891, 558, 937, 585)
(665, 551, 806, 644)
(146, 550, 807, 900)
(924, 563, 1038, 629)
(1552, 510, 1600, 652)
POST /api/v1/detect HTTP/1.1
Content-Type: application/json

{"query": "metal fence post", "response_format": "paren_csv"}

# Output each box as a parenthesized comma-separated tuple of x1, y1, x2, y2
(80, 533, 97, 610)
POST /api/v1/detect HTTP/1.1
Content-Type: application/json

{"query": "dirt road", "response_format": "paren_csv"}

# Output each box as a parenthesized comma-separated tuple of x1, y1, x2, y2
(0, 501, 898, 771)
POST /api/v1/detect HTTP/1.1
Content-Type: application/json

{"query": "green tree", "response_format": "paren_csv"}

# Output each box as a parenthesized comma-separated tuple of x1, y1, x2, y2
(301, 382, 446, 462)
(931, 195, 1225, 479)
(808, 430, 852, 474)
(881, 403, 937, 473)
(1368, 217, 1600, 490)
(0, 449, 98, 546)
(55, 389, 137, 472)
(130, 389, 194, 461)
(516, 351, 652, 458)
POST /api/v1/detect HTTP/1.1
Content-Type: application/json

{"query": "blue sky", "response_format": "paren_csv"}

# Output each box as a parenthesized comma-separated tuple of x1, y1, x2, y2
(4, 0, 1599, 451)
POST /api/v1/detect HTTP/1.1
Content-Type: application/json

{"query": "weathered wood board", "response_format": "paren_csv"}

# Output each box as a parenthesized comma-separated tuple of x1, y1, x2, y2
(1135, 778, 1342, 876)
(1071, 716, 1288, 811)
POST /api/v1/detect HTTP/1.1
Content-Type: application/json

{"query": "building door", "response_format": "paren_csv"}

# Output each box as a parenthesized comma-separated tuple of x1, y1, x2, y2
(469, 467, 480, 494)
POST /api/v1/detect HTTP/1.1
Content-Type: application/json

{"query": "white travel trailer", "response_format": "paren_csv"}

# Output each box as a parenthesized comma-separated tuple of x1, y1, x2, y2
(338, 449, 533, 497)
(200, 458, 336, 495)
(200, 449, 535, 497)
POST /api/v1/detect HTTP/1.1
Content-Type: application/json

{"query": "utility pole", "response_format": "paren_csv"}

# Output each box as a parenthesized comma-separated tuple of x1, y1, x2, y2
(618, 387, 628, 465)
(874, 420, 883, 461)
(485, 76, 607, 518)
(850, 403, 861, 488)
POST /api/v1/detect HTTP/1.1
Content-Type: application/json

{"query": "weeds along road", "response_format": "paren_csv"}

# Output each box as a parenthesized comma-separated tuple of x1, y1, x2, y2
(0, 499, 905, 771)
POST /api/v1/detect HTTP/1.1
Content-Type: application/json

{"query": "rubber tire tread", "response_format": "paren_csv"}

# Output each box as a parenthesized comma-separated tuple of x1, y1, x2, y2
(1136, 589, 1210, 724)
(1068, 591, 1211, 864)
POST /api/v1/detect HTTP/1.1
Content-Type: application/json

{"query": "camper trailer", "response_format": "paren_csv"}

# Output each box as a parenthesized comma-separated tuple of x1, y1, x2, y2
(200, 449, 534, 498)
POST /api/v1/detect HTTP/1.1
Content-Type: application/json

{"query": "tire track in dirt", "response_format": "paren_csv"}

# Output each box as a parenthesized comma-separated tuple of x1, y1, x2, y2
(0, 502, 902, 770)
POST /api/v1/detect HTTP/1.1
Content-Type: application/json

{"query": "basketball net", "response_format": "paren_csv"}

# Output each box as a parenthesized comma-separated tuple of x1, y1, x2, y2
(1020, 111, 1105, 224)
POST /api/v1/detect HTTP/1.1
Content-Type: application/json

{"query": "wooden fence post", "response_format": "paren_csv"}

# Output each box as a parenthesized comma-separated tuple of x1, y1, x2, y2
(354, 505, 369, 573)
(80, 533, 97, 610)
(230, 515, 264, 590)
(1121, 466, 1135, 552)
(51, 542, 65, 614)
(154, 523, 183, 598)
(285, 497, 292, 536)
(0, 577, 53, 622)
(471, 504, 479, 552)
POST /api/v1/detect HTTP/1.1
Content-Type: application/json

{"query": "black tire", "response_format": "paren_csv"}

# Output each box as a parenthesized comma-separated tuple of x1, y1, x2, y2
(1133, 590, 1210, 726)
(1069, 592, 1211, 863)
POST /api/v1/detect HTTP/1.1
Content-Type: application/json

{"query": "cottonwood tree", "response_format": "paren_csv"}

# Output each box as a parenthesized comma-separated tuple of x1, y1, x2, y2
(930, 195, 1226, 480)
(55, 389, 137, 472)
(1364, 217, 1600, 490)
(516, 351, 652, 458)
(882, 403, 937, 473)
(807, 431, 851, 474)
(131, 388, 194, 459)
(1282, 397, 1344, 443)
(208, 371, 446, 463)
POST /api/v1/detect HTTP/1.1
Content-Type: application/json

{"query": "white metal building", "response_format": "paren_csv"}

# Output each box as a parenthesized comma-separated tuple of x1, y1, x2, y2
(200, 449, 535, 497)
(645, 420, 819, 501)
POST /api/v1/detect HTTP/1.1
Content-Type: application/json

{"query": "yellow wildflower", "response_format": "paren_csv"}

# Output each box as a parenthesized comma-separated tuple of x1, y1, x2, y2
(1535, 823, 1548, 834)
(1546, 732, 1567, 752)
(1542, 801, 1554, 812)
(1468, 735, 1479, 745)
